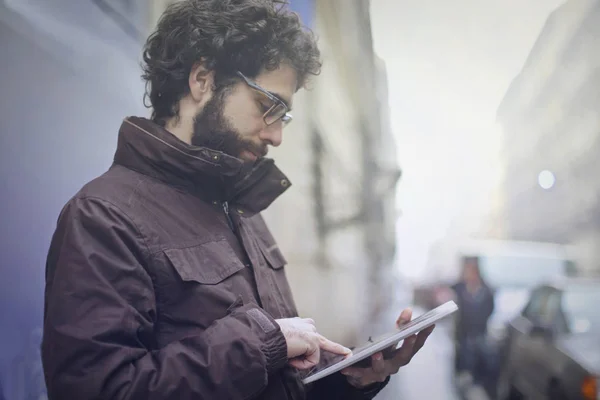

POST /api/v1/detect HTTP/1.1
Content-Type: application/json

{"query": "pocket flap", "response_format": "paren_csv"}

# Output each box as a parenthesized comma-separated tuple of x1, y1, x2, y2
(259, 243, 288, 270)
(164, 240, 245, 284)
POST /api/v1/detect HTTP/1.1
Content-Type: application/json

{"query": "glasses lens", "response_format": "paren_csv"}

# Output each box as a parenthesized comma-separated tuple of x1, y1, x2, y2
(281, 113, 292, 126)
(265, 103, 287, 125)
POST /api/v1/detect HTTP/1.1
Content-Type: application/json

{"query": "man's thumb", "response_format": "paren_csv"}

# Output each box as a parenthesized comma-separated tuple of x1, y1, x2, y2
(396, 308, 412, 327)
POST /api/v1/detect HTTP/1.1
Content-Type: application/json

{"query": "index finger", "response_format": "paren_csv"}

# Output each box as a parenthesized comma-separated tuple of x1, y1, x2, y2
(317, 335, 352, 355)
(412, 324, 435, 353)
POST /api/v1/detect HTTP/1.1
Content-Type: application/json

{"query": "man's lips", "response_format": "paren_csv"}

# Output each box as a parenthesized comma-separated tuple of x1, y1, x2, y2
(240, 150, 257, 161)
(240, 147, 268, 161)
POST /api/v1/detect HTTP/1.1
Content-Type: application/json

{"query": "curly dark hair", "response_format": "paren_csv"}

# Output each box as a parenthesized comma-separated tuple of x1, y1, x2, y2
(142, 0, 321, 125)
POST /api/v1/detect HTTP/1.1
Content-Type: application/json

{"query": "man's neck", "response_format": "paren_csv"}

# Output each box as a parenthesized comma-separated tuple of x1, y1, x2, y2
(165, 117, 193, 145)
(164, 99, 197, 145)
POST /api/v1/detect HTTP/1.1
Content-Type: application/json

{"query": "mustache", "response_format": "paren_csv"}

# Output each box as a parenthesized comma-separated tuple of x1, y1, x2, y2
(243, 140, 268, 158)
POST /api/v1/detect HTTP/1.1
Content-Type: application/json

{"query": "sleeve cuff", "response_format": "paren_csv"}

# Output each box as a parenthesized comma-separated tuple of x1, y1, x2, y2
(227, 299, 289, 375)
(262, 328, 288, 374)
(240, 305, 288, 375)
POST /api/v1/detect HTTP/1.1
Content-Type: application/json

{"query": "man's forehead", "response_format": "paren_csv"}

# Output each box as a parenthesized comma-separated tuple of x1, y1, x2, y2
(254, 65, 298, 108)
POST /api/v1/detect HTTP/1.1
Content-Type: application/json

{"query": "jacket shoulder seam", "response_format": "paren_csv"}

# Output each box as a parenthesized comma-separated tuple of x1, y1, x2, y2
(75, 195, 151, 261)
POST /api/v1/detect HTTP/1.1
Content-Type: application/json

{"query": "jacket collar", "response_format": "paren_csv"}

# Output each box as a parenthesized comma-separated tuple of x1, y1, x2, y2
(113, 117, 291, 216)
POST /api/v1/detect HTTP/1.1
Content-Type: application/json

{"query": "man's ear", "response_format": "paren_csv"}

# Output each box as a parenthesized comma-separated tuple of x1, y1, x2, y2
(189, 62, 215, 104)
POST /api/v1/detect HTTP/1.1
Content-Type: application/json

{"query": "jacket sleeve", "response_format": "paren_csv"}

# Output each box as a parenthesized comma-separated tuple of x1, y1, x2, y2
(42, 196, 288, 400)
(307, 372, 389, 400)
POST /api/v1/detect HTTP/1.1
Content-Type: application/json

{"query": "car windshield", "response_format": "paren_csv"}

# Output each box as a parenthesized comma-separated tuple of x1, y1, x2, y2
(562, 285, 600, 334)
(478, 255, 567, 288)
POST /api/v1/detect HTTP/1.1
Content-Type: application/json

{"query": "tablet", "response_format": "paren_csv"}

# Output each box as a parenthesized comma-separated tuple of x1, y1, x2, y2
(301, 300, 458, 385)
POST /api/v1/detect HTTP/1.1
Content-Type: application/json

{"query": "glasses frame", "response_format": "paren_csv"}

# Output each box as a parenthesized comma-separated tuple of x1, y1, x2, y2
(236, 71, 292, 126)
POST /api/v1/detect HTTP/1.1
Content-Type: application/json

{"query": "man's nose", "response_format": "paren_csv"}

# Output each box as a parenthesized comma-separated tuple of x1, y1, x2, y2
(260, 122, 283, 147)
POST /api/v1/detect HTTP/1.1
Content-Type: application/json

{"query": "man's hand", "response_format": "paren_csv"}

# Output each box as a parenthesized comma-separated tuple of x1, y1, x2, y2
(276, 317, 352, 370)
(341, 308, 434, 388)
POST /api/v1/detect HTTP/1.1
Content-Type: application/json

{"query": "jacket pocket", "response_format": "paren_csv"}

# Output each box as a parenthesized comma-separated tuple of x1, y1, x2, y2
(164, 240, 245, 284)
(256, 241, 297, 318)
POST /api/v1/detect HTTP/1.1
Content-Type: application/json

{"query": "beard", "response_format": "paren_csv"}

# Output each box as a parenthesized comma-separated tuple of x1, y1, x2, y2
(191, 88, 266, 162)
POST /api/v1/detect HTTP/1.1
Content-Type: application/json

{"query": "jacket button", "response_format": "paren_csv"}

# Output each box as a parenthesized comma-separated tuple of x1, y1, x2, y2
(212, 154, 220, 161)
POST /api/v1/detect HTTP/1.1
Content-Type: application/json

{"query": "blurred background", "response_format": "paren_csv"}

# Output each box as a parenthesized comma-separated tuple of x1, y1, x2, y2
(1, 0, 599, 399)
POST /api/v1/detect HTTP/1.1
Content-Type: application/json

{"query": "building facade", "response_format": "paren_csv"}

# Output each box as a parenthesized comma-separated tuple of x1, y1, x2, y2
(493, 0, 600, 275)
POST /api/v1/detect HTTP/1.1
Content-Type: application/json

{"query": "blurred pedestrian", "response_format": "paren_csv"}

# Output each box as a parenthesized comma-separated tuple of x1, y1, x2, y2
(451, 256, 495, 388)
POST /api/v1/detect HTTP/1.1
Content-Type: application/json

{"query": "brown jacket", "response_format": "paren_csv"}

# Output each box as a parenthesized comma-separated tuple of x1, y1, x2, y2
(42, 117, 386, 400)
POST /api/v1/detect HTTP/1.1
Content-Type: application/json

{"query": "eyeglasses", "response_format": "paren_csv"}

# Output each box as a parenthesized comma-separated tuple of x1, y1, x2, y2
(236, 71, 293, 126)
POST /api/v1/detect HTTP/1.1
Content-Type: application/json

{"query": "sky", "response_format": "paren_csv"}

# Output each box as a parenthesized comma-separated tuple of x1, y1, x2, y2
(369, 0, 567, 281)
